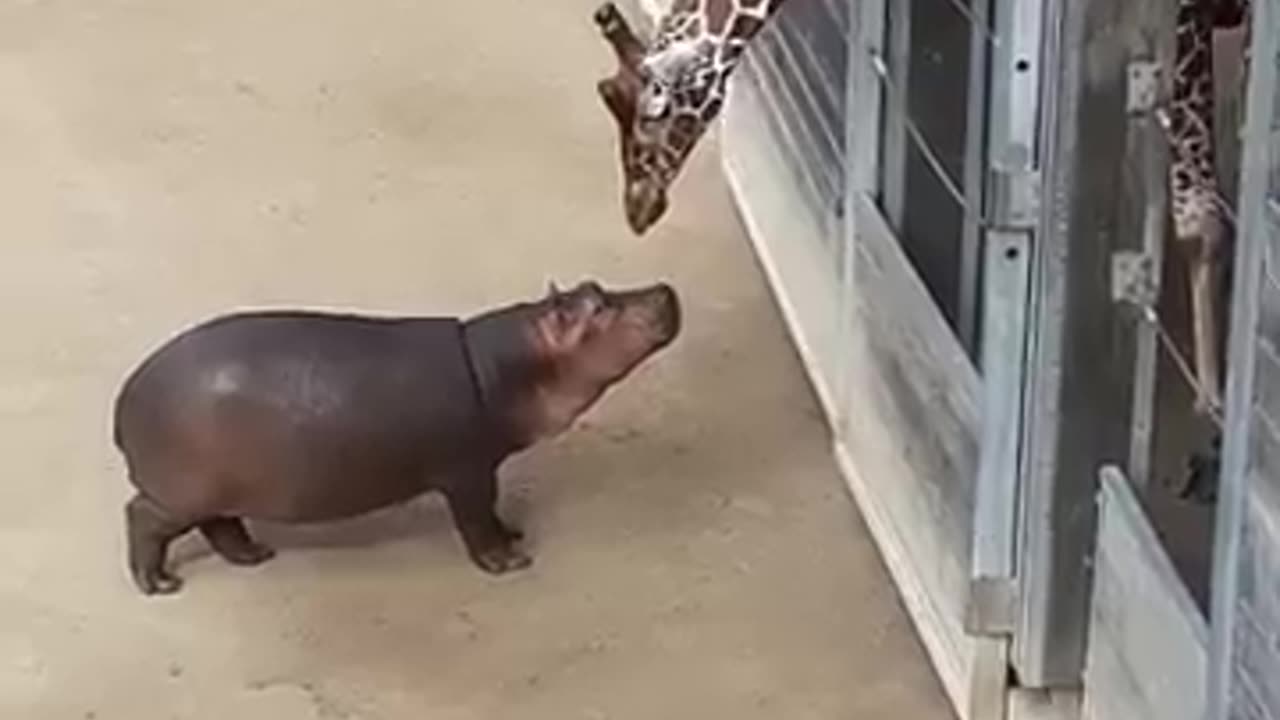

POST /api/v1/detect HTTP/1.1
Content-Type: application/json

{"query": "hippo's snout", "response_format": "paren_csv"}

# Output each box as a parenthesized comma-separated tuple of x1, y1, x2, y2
(620, 282, 680, 351)
(652, 283, 681, 342)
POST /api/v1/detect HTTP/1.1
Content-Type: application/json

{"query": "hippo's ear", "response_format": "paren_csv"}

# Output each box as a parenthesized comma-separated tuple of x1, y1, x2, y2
(546, 281, 576, 324)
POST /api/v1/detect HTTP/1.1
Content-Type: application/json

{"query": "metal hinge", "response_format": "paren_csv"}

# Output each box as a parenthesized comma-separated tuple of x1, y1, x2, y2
(1112, 250, 1159, 307)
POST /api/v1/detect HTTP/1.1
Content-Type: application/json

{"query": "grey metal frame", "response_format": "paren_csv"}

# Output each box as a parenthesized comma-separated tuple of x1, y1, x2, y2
(967, 0, 1044, 646)
(877, 0, 910, 230)
(1014, 0, 1178, 687)
(957, 0, 994, 353)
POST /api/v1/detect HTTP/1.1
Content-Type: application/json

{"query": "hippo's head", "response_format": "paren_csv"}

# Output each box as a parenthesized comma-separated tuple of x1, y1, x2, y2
(491, 278, 680, 440)
(531, 279, 681, 388)
(462, 278, 681, 444)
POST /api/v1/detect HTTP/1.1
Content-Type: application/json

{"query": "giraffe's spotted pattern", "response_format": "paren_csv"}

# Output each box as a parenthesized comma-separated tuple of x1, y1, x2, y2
(1168, 0, 1249, 244)
(603, 0, 784, 229)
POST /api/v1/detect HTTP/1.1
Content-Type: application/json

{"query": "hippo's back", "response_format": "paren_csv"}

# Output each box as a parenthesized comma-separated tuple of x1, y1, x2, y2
(114, 310, 486, 521)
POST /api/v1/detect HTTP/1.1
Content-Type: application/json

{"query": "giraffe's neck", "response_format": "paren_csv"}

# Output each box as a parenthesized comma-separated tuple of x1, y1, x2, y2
(646, 0, 784, 84)
(1168, 0, 1227, 241)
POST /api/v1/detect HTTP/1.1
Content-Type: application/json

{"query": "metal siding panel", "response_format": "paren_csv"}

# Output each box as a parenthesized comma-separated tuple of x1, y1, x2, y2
(749, 42, 835, 205)
(773, 19, 844, 164)
(1082, 468, 1208, 720)
(1233, 497, 1280, 720)
(1239, 4, 1280, 713)
(738, 65, 830, 237)
(735, 0, 850, 263)
(1259, 272, 1280, 349)
(1252, 340, 1280, 437)
(754, 26, 842, 205)
(1209, 0, 1280, 717)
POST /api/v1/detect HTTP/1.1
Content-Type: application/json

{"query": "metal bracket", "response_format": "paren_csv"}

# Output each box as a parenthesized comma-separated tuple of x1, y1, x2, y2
(988, 168, 1042, 230)
(965, 576, 1019, 637)
(1111, 250, 1159, 307)
(1126, 61, 1161, 115)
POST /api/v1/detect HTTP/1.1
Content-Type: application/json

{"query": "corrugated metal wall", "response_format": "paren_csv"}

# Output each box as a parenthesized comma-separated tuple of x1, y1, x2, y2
(736, 0, 849, 255)
(723, 0, 1002, 714)
(1212, 0, 1280, 715)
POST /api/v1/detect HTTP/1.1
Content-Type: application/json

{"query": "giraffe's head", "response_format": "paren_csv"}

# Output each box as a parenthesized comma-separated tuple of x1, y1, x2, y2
(593, 2, 726, 234)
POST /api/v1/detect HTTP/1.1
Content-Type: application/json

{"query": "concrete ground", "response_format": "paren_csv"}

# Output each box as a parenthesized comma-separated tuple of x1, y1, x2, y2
(0, 1, 950, 718)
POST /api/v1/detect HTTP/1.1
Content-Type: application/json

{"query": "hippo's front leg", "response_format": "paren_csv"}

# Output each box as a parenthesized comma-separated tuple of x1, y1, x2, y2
(443, 471, 531, 575)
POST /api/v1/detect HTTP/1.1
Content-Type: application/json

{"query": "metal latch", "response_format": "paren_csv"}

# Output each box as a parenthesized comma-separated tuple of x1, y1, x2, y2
(1127, 61, 1161, 114)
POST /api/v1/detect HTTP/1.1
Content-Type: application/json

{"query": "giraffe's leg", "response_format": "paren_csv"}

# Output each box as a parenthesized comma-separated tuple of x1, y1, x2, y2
(1181, 431, 1222, 504)
(594, 1, 646, 68)
(1185, 220, 1226, 416)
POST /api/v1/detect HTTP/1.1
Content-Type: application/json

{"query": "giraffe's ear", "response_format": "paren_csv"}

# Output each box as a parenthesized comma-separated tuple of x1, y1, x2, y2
(597, 77, 635, 126)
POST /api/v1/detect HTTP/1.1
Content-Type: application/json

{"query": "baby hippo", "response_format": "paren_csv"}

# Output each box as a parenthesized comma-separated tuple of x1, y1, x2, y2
(112, 280, 681, 595)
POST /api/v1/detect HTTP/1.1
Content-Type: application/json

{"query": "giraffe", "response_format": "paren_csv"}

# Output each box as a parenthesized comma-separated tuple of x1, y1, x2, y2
(592, 0, 782, 234)
(1167, 0, 1249, 418)
(1172, 0, 1250, 502)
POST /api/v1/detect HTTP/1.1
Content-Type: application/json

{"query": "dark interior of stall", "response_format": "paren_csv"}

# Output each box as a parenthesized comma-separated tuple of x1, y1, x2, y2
(876, 0, 984, 364)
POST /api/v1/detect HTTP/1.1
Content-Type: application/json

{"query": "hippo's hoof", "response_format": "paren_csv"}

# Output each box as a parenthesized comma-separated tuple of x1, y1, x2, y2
(200, 517, 276, 566)
(134, 568, 184, 596)
(498, 521, 524, 543)
(594, 2, 622, 30)
(472, 545, 533, 575)
(222, 542, 276, 567)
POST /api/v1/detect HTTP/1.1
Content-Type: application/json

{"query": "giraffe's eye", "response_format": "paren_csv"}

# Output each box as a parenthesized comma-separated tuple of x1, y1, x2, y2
(639, 83, 670, 119)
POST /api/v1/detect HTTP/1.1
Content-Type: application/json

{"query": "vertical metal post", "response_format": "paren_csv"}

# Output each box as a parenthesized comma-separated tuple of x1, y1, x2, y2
(966, 0, 1044, 715)
(968, 0, 1044, 624)
(877, 0, 911, 230)
(1205, 0, 1278, 715)
(1122, 55, 1171, 493)
(847, 0, 886, 199)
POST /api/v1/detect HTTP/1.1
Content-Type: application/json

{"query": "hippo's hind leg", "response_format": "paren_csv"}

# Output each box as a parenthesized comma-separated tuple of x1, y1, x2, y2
(199, 517, 275, 566)
(125, 493, 195, 596)
(443, 470, 531, 575)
